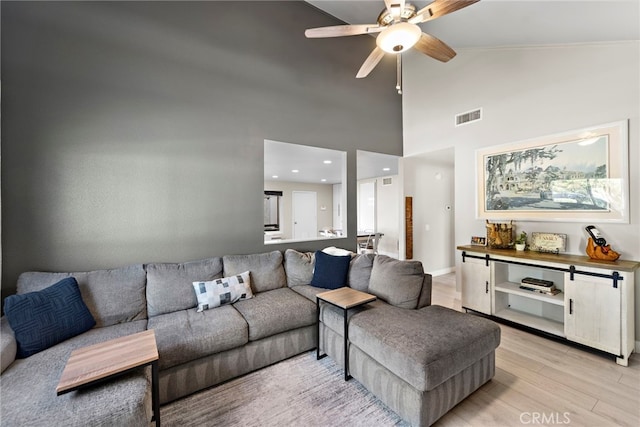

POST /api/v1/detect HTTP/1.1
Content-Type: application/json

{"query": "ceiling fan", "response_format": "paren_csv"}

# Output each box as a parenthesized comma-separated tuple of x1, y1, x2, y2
(305, 0, 480, 94)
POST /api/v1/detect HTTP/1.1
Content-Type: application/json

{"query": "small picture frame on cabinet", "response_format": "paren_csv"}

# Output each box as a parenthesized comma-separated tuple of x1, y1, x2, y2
(470, 236, 486, 246)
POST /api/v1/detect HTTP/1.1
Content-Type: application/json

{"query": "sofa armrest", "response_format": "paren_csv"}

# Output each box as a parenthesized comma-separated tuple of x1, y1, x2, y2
(1, 316, 17, 373)
(417, 274, 433, 309)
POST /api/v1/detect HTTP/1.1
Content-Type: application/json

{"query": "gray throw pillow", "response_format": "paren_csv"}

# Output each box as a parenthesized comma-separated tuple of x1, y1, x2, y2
(146, 258, 223, 317)
(347, 253, 375, 292)
(368, 255, 424, 309)
(284, 249, 315, 287)
(223, 251, 286, 293)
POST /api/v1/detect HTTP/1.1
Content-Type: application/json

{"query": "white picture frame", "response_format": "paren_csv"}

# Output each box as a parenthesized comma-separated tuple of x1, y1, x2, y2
(476, 120, 629, 223)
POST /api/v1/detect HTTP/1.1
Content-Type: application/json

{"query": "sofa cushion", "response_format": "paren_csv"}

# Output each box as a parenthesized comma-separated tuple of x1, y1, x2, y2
(223, 251, 286, 293)
(233, 288, 316, 341)
(310, 250, 351, 290)
(289, 284, 326, 303)
(320, 299, 382, 335)
(348, 305, 501, 392)
(0, 320, 150, 426)
(148, 305, 248, 370)
(4, 277, 96, 358)
(417, 274, 433, 309)
(0, 317, 17, 374)
(283, 249, 315, 287)
(146, 257, 223, 317)
(347, 253, 375, 292)
(193, 271, 253, 312)
(368, 255, 424, 309)
(16, 264, 147, 328)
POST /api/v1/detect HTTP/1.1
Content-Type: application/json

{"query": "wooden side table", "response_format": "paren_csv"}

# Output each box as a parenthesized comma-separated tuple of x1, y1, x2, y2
(316, 287, 376, 380)
(57, 329, 160, 426)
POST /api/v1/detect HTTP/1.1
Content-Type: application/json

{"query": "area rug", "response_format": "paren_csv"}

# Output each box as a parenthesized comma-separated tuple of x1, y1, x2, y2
(160, 350, 408, 426)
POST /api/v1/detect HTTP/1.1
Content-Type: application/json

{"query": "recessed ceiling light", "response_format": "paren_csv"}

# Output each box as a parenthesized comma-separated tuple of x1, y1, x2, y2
(323, 160, 332, 164)
(321, 178, 327, 182)
(383, 167, 391, 171)
(291, 169, 299, 173)
(272, 175, 278, 179)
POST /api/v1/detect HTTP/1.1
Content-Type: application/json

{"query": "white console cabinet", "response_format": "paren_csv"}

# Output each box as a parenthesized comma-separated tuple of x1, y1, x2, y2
(457, 245, 639, 366)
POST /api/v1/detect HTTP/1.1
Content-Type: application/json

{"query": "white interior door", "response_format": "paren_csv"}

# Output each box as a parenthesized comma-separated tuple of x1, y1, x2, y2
(292, 191, 317, 240)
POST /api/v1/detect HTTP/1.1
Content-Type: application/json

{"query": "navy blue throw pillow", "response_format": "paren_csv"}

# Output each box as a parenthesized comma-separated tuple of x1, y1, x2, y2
(310, 250, 351, 289)
(4, 277, 96, 358)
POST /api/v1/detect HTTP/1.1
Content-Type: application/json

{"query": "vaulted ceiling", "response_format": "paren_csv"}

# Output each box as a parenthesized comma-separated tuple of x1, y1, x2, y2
(306, 0, 639, 48)
(269, 1, 638, 182)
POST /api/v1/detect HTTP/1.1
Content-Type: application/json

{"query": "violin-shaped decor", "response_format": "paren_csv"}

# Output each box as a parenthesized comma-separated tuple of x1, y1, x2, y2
(585, 237, 620, 261)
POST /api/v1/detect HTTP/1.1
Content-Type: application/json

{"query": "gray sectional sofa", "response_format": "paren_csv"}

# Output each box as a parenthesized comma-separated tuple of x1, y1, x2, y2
(0, 249, 500, 426)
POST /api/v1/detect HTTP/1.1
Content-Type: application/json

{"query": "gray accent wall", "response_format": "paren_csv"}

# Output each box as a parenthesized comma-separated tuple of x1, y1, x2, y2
(0, 1, 402, 300)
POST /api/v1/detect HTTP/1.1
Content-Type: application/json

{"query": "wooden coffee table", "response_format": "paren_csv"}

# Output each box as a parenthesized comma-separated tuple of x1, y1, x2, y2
(57, 329, 160, 426)
(316, 287, 376, 380)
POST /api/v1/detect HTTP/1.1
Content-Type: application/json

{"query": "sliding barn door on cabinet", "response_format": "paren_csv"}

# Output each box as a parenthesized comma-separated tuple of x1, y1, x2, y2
(461, 256, 491, 315)
(564, 273, 621, 355)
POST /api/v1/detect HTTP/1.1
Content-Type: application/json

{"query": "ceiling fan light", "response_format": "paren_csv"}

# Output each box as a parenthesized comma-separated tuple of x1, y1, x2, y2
(376, 22, 421, 54)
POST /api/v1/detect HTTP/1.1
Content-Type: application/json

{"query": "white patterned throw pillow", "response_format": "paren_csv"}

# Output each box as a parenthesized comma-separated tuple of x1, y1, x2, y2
(192, 271, 253, 312)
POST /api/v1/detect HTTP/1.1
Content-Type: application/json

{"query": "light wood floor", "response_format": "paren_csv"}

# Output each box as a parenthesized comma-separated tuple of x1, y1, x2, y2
(431, 272, 640, 427)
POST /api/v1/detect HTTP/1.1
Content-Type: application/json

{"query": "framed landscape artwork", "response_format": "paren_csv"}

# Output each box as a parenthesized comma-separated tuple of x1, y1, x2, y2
(476, 120, 629, 223)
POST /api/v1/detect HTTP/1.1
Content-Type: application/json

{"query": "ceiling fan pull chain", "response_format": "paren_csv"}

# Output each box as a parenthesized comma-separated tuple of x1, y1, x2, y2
(396, 54, 402, 95)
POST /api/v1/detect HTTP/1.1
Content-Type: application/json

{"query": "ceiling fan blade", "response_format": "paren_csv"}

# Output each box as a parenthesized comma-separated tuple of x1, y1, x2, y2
(356, 47, 385, 79)
(383, 0, 395, 13)
(384, 0, 406, 20)
(409, 0, 480, 24)
(305, 24, 382, 38)
(413, 33, 456, 62)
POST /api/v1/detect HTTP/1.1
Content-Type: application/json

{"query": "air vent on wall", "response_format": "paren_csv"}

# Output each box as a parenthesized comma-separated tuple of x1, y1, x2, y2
(455, 108, 482, 126)
(382, 177, 393, 186)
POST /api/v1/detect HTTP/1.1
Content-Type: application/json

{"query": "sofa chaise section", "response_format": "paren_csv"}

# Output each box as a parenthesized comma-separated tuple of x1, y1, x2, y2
(0, 265, 152, 426)
(1, 321, 151, 427)
(348, 304, 500, 426)
(304, 253, 501, 427)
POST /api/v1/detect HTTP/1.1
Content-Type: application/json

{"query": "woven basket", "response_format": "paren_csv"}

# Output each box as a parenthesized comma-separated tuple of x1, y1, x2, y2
(486, 220, 514, 249)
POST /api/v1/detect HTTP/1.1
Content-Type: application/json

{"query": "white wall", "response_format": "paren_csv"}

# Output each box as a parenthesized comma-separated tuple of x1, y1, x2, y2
(402, 151, 455, 274)
(332, 183, 344, 233)
(357, 176, 400, 258)
(375, 175, 400, 258)
(358, 180, 376, 232)
(403, 42, 640, 340)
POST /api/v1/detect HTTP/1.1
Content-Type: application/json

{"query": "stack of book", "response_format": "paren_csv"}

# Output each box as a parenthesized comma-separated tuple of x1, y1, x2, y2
(519, 277, 561, 296)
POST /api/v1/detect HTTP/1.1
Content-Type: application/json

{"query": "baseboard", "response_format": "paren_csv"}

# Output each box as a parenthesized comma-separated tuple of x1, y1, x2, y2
(427, 267, 455, 277)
